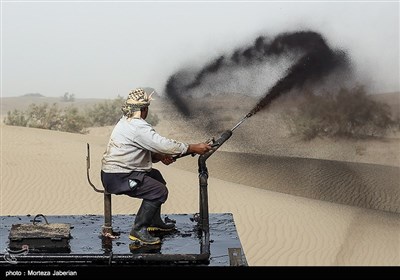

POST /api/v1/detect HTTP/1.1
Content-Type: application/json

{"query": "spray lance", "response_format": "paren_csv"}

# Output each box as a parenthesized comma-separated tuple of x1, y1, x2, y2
(171, 112, 252, 252)
(207, 113, 250, 150)
(172, 112, 252, 161)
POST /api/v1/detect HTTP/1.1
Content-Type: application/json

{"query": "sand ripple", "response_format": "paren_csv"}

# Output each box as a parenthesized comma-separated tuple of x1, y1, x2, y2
(174, 152, 400, 213)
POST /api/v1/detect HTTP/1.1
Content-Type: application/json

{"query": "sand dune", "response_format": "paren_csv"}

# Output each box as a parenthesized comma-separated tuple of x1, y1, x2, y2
(162, 166, 400, 266)
(173, 152, 400, 213)
(1, 124, 399, 265)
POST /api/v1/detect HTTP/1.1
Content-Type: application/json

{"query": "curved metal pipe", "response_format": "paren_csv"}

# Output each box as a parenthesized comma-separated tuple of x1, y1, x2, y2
(86, 143, 105, 194)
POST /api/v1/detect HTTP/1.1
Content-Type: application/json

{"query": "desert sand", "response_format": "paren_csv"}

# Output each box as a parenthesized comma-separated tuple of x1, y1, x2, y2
(1, 94, 399, 266)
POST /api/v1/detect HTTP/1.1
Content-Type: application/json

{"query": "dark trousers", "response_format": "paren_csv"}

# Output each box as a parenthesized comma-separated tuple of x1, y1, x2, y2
(101, 169, 168, 203)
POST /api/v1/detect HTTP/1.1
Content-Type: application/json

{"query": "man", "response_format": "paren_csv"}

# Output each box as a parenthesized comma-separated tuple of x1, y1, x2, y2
(101, 88, 211, 245)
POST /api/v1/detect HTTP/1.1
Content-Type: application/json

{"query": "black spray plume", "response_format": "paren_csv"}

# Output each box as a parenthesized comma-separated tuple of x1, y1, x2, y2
(165, 30, 349, 118)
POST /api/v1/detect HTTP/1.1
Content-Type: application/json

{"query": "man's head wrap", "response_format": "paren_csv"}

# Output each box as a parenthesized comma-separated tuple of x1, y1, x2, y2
(121, 88, 154, 118)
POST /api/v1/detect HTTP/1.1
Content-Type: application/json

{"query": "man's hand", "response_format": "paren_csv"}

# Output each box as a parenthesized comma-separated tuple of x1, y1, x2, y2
(161, 155, 175, 165)
(188, 143, 212, 155)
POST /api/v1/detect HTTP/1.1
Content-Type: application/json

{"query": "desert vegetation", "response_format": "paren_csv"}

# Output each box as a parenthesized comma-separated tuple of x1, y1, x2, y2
(284, 86, 398, 140)
(4, 87, 398, 139)
(4, 97, 159, 133)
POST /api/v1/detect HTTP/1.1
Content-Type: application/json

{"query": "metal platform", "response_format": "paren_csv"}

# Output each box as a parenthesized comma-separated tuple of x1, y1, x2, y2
(0, 133, 249, 267)
(0, 213, 247, 266)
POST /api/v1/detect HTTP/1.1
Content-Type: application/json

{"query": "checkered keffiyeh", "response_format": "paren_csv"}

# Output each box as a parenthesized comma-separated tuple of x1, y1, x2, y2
(121, 88, 154, 117)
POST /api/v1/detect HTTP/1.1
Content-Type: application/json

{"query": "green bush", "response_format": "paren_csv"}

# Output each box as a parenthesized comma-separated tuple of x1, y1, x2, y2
(85, 96, 124, 126)
(285, 86, 396, 140)
(4, 103, 87, 133)
(4, 109, 28, 127)
(26, 103, 62, 130)
(60, 106, 88, 133)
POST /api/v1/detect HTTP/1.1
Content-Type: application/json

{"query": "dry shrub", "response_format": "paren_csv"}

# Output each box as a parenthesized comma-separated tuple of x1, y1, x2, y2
(4, 97, 160, 133)
(286, 86, 396, 140)
(4, 103, 88, 133)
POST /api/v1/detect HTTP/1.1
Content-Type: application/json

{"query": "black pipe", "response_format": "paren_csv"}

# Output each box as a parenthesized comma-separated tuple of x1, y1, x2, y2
(197, 129, 233, 257)
(102, 193, 113, 236)
(198, 170, 209, 255)
(200, 130, 233, 162)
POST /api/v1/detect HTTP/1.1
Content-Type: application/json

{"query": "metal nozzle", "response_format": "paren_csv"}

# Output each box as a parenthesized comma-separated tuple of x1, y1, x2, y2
(231, 115, 249, 132)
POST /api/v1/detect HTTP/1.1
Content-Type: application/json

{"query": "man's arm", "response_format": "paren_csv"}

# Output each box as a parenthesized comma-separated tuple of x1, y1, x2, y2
(152, 143, 211, 165)
(187, 143, 212, 155)
(136, 122, 211, 156)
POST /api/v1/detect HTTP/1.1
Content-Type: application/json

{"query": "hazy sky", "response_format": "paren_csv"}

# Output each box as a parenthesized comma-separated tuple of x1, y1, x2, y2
(2, 1, 399, 98)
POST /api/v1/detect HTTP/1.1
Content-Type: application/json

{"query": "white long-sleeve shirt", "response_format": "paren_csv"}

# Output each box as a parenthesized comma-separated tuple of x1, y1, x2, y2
(101, 117, 189, 173)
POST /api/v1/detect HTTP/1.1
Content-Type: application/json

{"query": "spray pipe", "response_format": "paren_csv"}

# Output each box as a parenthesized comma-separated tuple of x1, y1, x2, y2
(173, 113, 251, 161)
(194, 113, 250, 256)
